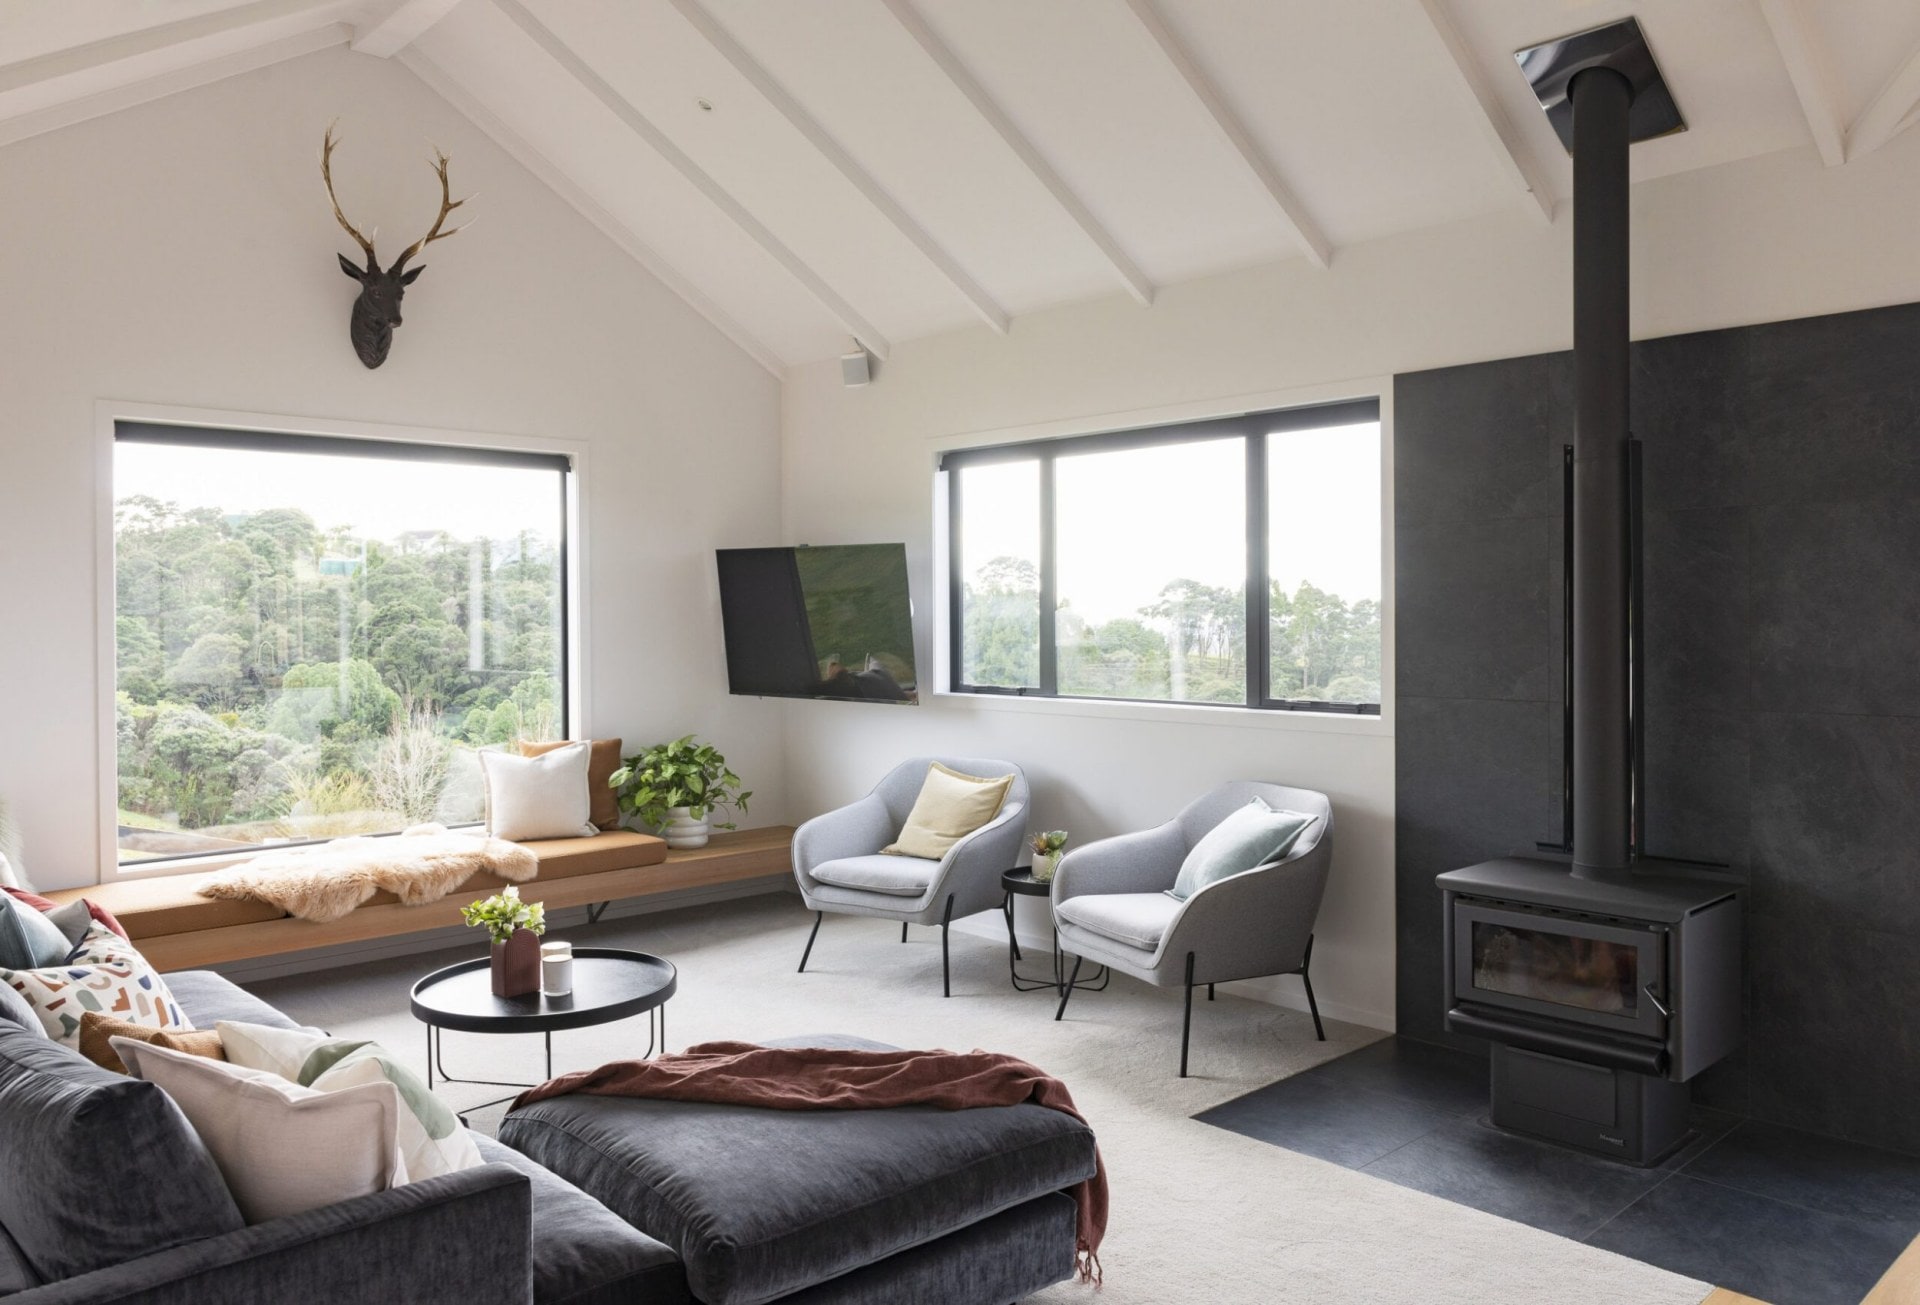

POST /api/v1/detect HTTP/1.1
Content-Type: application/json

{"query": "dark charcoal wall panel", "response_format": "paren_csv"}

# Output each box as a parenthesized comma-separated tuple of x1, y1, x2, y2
(1395, 299, 1920, 1155)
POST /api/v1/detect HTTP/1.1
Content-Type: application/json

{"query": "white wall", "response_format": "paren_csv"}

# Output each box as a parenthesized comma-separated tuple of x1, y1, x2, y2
(780, 128, 1920, 1032)
(0, 47, 788, 891)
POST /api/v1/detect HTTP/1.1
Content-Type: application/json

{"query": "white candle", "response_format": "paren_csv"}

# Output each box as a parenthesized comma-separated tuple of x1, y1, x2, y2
(541, 941, 573, 996)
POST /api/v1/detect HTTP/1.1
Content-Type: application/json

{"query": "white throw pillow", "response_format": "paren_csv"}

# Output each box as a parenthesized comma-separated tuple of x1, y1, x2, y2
(113, 1037, 403, 1224)
(0, 849, 28, 892)
(0, 923, 190, 1045)
(219, 1021, 482, 1183)
(480, 743, 598, 843)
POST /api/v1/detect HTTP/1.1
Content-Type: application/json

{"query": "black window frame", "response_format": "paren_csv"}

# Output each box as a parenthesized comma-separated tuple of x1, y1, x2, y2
(111, 421, 576, 868)
(940, 398, 1382, 715)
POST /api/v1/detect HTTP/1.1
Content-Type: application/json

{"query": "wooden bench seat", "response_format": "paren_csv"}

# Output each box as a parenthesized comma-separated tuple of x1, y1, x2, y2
(47, 827, 795, 972)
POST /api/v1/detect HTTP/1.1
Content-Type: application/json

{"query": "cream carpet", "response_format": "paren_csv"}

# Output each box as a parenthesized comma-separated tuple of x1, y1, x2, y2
(249, 893, 1713, 1305)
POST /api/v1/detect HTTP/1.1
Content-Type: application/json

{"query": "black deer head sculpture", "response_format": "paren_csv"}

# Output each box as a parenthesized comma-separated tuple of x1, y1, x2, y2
(322, 125, 468, 369)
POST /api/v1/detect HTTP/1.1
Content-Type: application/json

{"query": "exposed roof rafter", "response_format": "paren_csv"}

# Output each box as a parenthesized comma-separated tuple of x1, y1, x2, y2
(1123, 0, 1332, 266)
(1847, 36, 1920, 160)
(1757, 0, 1846, 167)
(491, 0, 891, 359)
(878, 0, 1155, 307)
(1413, 0, 1556, 217)
(352, 0, 468, 58)
(399, 48, 785, 376)
(665, 0, 1008, 335)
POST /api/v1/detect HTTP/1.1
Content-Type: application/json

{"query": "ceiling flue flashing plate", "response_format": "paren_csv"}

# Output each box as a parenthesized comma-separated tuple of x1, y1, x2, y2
(1516, 16, 1686, 153)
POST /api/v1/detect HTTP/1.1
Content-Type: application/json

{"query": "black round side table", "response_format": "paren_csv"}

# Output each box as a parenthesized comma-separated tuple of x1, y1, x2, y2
(411, 947, 675, 1114)
(1001, 869, 1109, 997)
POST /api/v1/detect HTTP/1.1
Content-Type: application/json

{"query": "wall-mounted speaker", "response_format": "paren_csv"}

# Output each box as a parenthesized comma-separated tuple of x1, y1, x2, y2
(841, 348, 872, 387)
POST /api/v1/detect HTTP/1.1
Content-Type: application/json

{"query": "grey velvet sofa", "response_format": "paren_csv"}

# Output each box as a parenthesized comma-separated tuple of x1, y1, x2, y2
(0, 970, 1094, 1305)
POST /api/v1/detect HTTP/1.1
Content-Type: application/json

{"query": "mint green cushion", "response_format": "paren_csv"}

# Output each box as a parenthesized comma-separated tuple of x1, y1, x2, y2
(0, 895, 71, 970)
(1168, 800, 1317, 901)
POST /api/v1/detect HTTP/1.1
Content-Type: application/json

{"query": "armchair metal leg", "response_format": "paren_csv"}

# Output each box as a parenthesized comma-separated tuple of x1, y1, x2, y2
(798, 911, 823, 973)
(940, 894, 955, 997)
(1208, 983, 1215, 1001)
(1054, 955, 1084, 1020)
(1181, 952, 1196, 1078)
(902, 922, 908, 944)
(1300, 934, 1326, 1041)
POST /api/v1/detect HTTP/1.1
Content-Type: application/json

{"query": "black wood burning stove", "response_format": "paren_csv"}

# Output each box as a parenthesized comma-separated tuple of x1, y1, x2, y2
(1436, 20, 1742, 1167)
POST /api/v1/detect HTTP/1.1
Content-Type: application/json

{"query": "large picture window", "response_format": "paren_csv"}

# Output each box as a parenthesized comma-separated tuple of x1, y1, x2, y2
(945, 399, 1381, 713)
(112, 424, 571, 867)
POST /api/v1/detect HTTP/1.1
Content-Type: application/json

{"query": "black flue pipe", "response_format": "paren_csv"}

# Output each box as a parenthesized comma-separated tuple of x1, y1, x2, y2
(1570, 66, 1633, 877)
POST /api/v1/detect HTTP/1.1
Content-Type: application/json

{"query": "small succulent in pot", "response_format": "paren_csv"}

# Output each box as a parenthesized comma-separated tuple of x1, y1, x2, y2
(1030, 830, 1069, 883)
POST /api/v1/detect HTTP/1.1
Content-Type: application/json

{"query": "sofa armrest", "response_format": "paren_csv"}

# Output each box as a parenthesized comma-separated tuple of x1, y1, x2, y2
(1052, 822, 1186, 903)
(12, 1164, 533, 1305)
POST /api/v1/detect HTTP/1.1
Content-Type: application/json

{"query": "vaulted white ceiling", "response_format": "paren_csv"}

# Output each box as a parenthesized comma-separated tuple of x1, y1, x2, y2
(4, 0, 1919, 375)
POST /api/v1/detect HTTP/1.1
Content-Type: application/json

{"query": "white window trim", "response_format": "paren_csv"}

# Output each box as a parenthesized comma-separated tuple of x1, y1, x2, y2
(93, 400, 590, 884)
(928, 376, 1395, 738)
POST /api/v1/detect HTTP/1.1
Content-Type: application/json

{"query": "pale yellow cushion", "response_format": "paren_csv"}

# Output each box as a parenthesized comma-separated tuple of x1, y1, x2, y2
(882, 763, 1013, 859)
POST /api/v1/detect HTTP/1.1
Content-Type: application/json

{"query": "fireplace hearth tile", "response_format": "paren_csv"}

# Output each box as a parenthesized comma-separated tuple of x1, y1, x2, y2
(1687, 1120, 1920, 1226)
(1195, 1074, 1465, 1169)
(1586, 1174, 1914, 1305)
(1299, 1033, 1489, 1116)
(1361, 1116, 1668, 1239)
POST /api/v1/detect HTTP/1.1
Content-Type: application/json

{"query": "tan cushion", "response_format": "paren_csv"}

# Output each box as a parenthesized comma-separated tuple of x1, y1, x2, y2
(80, 1011, 226, 1074)
(882, 763, 1013, 859)
(44, 876, 286, 940)
(521, 739, 623, 831)
(361, 830, 668, 906)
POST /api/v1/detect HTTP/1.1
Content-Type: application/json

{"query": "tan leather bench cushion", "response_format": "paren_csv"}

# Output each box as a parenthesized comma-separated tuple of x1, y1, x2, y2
(53, 831, 669, 935)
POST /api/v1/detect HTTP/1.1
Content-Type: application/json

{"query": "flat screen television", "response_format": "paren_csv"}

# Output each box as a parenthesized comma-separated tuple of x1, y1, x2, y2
(715, 544, 918, 704)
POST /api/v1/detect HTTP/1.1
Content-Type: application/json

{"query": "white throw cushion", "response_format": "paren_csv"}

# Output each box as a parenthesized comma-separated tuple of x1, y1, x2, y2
(0, 849, 28, 892)
(114, 1038, 402, 1224)
(1056, 892, 1183, 951)
(220, 1021, 481, 1182)
(809, 854, 940, 897)
(480, 743, 598, 842)
(0, 923, 190, 1045)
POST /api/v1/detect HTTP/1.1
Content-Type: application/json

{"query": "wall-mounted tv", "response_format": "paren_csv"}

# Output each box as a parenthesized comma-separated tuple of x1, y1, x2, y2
(716, 544, 918, 704)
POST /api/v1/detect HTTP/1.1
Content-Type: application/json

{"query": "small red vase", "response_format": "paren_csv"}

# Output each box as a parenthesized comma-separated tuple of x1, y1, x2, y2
(491, 929, 542, 997)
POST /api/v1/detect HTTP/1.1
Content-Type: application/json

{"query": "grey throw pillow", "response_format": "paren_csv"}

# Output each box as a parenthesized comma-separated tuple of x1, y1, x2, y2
(0, 895, 69, 970)
(0, 982, 38, 1035)
(1168, 799, 1318, 901)
(42, 900, 95, 953)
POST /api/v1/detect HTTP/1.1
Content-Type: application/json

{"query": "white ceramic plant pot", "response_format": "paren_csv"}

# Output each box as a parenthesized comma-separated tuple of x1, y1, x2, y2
(1033, 851, 1061, 883)
(663, 807, 710, 849)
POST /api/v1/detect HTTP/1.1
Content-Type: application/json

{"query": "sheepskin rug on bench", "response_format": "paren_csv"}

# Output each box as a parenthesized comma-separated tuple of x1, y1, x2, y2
(197, 824, 537, 923)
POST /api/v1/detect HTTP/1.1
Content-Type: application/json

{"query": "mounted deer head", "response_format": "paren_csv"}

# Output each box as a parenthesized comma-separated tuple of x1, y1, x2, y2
(322, 124, 469, 369)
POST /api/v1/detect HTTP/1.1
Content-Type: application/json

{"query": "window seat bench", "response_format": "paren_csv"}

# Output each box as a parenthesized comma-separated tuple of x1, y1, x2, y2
(45, 826, 796, 971)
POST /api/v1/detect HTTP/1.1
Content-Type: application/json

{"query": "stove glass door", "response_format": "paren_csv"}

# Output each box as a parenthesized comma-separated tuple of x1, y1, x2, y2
(1452, 901, 1667, 1038)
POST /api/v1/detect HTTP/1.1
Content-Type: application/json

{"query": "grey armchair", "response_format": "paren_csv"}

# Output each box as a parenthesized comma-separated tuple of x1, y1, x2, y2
(1049, 781, 1334, 1076)
(792, 757, 1029, 996)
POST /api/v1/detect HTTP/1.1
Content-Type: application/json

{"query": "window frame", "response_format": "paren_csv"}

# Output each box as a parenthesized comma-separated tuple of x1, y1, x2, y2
(941, 398, 1382, 716)
(95, 402, 588, 882)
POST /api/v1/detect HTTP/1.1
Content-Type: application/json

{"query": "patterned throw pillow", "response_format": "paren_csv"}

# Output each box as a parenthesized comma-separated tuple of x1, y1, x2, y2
(220, 1021, 482, 1183)
(0, 924, 189, 1045)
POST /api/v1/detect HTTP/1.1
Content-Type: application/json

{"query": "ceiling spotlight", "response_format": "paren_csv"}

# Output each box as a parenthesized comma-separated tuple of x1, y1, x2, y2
(696, 98, 714, 112)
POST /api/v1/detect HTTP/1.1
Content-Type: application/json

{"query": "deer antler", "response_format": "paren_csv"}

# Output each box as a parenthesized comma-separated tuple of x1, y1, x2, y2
(390, 148, 468, 274)
(321, 123, 378, 270)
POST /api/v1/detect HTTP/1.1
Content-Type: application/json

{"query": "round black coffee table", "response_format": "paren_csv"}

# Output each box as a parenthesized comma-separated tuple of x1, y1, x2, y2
(411, 947, 675, 1112)
(1001, 869, 1109, 996)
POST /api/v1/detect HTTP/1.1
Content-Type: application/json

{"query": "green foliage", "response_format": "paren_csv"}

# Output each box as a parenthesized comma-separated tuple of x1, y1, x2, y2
(268, 660, 402, 742)
(460, 885, 546, 945)
(611, 736, 751, 831)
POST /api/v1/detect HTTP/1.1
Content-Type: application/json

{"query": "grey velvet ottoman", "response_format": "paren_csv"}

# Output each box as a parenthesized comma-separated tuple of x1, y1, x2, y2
(497, 1037, 1097, 1305)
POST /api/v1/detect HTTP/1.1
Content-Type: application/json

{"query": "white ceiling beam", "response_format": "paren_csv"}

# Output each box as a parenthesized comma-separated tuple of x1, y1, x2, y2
(399, 49, 785, 376)
(1122, 0, 1331, 267)
(1412, 0, 1556, 218)
(352, 0, 467, 58)
(0, 0, 345, 98)
(665, 0, 1008, 335)
(877, 0, 1154, 307)
(491, 0, 890, 360)
(1847, 37, 1920, 160)
(1757, 0, 1846, 167)
(0, 25, 350, 150)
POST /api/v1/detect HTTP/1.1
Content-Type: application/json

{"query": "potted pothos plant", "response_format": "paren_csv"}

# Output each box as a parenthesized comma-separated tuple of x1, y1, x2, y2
(462, 885, 546, 997)
(610, 736, 750, 850)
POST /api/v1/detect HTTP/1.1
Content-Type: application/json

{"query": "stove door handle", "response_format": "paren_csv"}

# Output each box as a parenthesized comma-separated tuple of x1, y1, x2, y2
(1642, 985, 1671, 1019)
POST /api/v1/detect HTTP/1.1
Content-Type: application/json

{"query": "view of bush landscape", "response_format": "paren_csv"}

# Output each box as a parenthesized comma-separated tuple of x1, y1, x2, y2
(113, 490, 562, 863)
(962, 555, 1382, 705)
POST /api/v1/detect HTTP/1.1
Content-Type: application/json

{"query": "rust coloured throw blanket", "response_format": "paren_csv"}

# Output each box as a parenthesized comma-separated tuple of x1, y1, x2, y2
(511, 1040, 1108, 1284)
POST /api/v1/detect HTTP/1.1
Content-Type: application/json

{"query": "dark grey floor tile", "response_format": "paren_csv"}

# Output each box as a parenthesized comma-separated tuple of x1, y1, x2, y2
(1362, 1116, 1670, 1239)
(1682, 1120, 1920, 1225)
(1299, 1035, 1489, 1116)
(1195, 1075, 1460, 1169)
(1587, 1174, 1914, 1305)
